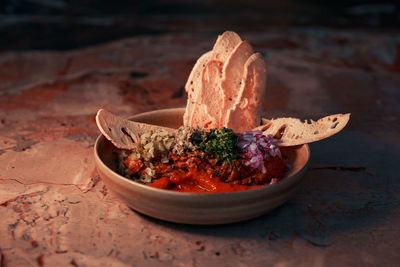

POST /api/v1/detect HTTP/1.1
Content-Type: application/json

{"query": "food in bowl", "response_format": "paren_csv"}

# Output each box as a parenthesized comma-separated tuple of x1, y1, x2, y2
(95, 30, 350, 194)
(94, 109, 312, 224)
(116, 126, 286, 193)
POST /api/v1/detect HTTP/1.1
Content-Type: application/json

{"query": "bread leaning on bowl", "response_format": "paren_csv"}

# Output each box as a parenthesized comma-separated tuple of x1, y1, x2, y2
(253, 113, 351, 146)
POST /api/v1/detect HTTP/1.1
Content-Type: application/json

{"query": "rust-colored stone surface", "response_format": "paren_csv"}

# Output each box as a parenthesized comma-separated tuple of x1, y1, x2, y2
(1, 30, 399, 266)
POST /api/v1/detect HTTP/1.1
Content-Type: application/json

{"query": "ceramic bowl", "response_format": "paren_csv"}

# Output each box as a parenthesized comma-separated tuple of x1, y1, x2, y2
(94, 108, 310, 225)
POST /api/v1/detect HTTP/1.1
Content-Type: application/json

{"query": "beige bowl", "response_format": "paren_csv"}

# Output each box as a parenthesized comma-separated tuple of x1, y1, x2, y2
(94, 108, 310, 225)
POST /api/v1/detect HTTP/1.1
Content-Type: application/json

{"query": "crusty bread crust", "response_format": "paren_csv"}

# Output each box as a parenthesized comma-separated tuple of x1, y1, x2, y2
(253, 113, 351, 146)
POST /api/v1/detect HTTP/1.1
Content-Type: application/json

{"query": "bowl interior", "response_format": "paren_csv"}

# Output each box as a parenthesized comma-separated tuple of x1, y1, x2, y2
(94, 108, 310, 224)
(96, 108, 309, 190)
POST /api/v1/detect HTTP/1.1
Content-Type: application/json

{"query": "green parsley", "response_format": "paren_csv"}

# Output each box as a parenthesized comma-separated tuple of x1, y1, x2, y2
(197, 127, 239, 165)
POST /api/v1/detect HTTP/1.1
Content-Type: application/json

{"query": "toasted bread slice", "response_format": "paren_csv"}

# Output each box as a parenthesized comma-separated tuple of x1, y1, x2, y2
(211, 31, 242, 62)
(200, 60, 224, 129)
(184, 31, 248, 130)
(184, 31, 263, 131)
(96, 109, 175, 150)
(225, 53, 267, 132)
(221, 41, 253, 122)
(253, 113, 351, 146)
(183, 51, 212, 126)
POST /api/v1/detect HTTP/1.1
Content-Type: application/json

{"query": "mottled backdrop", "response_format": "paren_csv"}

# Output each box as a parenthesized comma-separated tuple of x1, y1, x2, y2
(0, 1, 399, 266)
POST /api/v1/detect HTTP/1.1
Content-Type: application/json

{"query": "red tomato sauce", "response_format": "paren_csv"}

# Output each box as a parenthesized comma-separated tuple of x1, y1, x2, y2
(124, 151, 284, 193)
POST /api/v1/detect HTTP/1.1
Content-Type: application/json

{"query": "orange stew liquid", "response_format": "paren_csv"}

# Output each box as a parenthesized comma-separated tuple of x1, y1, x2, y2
(124, 151, 284, 193)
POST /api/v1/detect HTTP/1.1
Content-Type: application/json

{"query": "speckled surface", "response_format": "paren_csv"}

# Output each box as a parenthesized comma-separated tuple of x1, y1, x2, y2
(1, 29, 400, 266)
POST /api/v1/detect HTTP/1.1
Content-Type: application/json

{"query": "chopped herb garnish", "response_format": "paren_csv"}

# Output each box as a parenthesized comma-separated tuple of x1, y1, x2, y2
(198, 127, 239, 165)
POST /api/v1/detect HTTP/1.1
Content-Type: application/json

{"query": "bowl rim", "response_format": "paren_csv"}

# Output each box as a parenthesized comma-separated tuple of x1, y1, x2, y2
(94, 108, 310, 198)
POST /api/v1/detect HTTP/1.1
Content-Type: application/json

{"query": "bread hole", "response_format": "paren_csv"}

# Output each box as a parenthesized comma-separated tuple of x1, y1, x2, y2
(190, 81, 193, 85)
(204, 121, 212, 128)
(331, 122, 339, 129)
(108, 127, 112, 132)
(229, 97, 232, 101)
(333, 117, 337, 122)
(259, 122, 272, 131)
(121, 127, 135, 143)
(314, 130, 319, 135)
(273, 124, 287, 139)
(191, 88, 194, 92)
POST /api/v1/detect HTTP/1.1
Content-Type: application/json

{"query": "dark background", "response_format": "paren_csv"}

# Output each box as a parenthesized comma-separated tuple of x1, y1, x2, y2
(1, 0, 399, 51)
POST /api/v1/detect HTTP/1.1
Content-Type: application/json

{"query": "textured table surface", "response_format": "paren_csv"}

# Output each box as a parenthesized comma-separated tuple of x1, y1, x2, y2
(0, 28, 399, 266)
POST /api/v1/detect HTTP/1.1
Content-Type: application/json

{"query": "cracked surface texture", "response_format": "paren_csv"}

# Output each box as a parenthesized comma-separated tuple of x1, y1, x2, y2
(0, 29, 400, 266)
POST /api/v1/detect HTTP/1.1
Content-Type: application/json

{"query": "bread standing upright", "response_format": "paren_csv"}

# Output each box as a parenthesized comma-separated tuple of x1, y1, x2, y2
(183, 31, 266, 133)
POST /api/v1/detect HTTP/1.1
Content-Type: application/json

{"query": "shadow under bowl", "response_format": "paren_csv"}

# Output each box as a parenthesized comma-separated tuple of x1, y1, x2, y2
(94, 108, 310, 225)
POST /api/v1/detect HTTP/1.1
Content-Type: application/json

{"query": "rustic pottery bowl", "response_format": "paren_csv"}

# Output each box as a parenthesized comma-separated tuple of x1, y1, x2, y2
(94, 108, 310, 225)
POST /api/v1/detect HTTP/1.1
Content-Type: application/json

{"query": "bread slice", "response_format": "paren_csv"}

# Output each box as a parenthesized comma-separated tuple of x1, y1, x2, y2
(220, 41, 253, 124)
(253, 113, 351, 146)
(96, 109, 175, 150)
(184, 31, 250, 130)
(211, 31, 242, 62)
(184, 31, 266, 132)
(200, 60, 224, 128)
(224, 53, 266, 133)
(183, 51, 212, 126)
